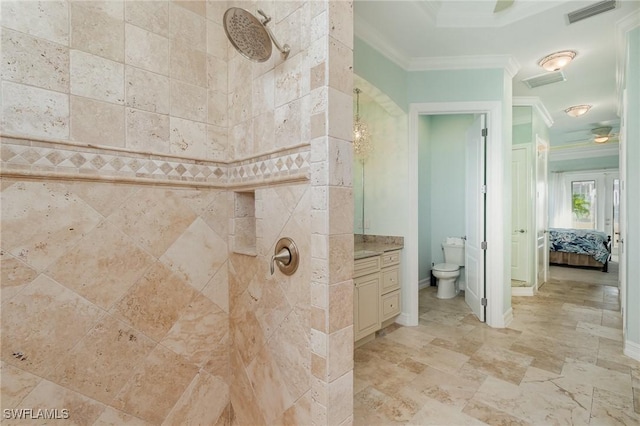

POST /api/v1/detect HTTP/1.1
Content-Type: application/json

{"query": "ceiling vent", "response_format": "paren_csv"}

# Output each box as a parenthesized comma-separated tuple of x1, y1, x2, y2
(567, 1, 616, 24)
(522, 71, 566, 89)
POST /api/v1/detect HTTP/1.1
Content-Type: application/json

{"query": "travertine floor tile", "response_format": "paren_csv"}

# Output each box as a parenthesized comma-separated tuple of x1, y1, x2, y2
(354, 266, 640, 425)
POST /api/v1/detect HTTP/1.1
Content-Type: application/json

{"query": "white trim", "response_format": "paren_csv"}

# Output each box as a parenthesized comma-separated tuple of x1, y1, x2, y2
(549, 143, 619, 162)
(419, 278, 431, 290)
(512, 96, 554, 128)
(395, 313, 412, 327)
(623, 339, 640, 362)
(502, 307, 514, 328)
(407, 55, 521, 76)
(354, 18, 409, 70)
(409, 101, 506, 328)
(354, 30, 520, 76)
(615, 9, 640, 116)
(511, 285, 536, 296)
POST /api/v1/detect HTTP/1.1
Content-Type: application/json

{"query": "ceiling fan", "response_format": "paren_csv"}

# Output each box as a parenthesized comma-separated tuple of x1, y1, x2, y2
(591, 126, 618, 144)
(494, 0, 515, 13)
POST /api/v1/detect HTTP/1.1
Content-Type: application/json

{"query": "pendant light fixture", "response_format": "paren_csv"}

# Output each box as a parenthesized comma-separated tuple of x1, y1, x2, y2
(353, 88, 372, 161)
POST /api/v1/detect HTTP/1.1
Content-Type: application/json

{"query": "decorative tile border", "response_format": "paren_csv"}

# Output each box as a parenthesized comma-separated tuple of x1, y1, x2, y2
(228, 151, 311, 185)
(1, 135, 310, 188)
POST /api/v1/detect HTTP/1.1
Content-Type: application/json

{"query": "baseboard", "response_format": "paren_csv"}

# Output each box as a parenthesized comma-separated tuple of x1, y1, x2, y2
(419, 278, 430, 290)
(395, 312, 415, 326)
(511, 285, 537, 296)
(623, 339, 640, 361)
(503, 307, 513, 328)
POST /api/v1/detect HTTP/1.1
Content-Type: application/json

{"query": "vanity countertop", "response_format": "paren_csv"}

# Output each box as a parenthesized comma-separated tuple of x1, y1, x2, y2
(354, 235, 404, 260)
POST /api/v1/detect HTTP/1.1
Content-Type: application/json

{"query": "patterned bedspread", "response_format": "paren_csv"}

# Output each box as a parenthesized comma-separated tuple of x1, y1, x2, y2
(549, 228, 610, 264)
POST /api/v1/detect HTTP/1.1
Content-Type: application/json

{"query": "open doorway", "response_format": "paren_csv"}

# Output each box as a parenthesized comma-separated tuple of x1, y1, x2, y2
(407, 101, 509, 329)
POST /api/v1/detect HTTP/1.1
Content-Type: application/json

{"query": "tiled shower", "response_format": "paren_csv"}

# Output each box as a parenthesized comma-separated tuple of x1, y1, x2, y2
(0, 1, 354, 424)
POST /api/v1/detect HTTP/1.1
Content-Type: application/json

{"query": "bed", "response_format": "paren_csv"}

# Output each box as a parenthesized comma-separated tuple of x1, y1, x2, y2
(549, 228, 611, 272)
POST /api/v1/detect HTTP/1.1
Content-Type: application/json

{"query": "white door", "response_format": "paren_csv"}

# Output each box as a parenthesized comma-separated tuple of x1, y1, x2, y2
(511, 146, 530, 283)
(535, 136, 549, 288)
(465, 114, 486, 321)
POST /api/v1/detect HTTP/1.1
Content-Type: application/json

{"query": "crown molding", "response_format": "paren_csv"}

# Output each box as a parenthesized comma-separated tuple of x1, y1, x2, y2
(355, 20, 520, 76)
(435, 0, 564, 29)
(513, 96, 554, 128)
(406, 54, 520, 76)
(549, 142, 619, 162)
(355, 18, 409, 70)
(615, 9, 640, 116)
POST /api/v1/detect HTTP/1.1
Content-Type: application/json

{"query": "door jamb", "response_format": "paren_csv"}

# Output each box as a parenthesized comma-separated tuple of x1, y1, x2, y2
(404, 101, 508, 328)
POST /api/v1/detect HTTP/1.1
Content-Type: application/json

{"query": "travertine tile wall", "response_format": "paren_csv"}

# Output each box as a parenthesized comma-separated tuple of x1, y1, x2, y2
(1, 180, 231, 424)
(1, 0, 228, 161)
(1, 1, 233, 424)
(0, 0, 354, 424)
(225, 1, 354, 425)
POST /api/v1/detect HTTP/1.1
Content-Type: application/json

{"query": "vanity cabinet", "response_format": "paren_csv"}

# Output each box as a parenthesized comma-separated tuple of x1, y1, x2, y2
(354, 249, 402, 343)
(354, 272, 380, 341)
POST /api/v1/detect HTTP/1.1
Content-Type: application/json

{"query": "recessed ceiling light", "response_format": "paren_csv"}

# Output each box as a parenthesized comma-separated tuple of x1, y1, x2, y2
(538, 50, 577, 72)
(564, 104, 592, 117)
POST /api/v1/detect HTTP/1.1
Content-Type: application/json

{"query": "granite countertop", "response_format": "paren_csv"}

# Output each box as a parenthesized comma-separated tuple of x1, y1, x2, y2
(354, 235, 404, 260)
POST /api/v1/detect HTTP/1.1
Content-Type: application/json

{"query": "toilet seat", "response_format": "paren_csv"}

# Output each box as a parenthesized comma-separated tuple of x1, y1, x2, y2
(433, 263, 459, 272)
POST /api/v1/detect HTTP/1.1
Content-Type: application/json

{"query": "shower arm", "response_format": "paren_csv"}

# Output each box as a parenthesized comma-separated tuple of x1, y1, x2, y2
(257, 9, 290, 58)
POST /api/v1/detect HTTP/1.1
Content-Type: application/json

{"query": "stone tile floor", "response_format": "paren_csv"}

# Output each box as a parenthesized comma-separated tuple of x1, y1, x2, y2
(354, 269, 640, 425)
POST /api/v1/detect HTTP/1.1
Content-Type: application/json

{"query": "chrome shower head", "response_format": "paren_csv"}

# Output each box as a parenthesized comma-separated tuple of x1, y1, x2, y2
(223, 7, 290, 62)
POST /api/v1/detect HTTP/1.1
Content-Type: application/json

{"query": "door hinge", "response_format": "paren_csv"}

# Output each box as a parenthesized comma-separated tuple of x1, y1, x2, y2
(482, 128, 488, 137)
(481, 185, 487, 193)
(481, 241, 487, 250)
(481, 298, 487, 306)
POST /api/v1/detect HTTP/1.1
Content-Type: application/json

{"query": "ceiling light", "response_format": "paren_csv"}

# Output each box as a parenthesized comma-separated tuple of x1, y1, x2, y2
(538, 50, 577, 72)
(592, 126, 612, 143)
(564, 104, 592, 117)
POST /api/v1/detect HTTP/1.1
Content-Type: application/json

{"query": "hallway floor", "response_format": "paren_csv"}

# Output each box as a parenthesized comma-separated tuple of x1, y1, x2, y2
(354, 268, 640, 425)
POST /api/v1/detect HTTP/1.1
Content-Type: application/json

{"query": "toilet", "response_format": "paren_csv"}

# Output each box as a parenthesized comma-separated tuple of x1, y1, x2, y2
(432, 237, 465, 299)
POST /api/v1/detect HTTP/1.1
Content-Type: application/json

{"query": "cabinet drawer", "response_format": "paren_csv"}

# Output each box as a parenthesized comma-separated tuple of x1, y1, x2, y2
(354, 256, 380, 278)
(380, 290, 401, 321)
(380, 267, 400, 294)
(380, 250, 400, 268)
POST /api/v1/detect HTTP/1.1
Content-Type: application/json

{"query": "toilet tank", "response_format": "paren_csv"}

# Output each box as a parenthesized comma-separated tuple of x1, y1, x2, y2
(443, 238, 465, 266)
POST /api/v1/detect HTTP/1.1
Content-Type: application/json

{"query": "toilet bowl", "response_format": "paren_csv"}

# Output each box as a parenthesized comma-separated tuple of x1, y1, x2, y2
(432, 238, 465, 299)
(432, 263, 460, 299)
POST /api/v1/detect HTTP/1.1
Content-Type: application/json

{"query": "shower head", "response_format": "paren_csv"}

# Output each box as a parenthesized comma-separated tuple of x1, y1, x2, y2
(223, 7, 290, 62)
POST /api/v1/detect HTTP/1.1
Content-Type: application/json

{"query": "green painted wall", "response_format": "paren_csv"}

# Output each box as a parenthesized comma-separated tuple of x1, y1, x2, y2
(354, 38, 408, 112)
(532, 107, 550, 143)
(427, 115, 475, 277)
(407, 69, 505, 103)
(417, 115, 475, 282)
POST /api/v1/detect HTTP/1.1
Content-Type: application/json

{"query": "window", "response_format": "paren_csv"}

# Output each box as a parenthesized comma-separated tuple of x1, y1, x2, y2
(571, 180, 596, 229)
